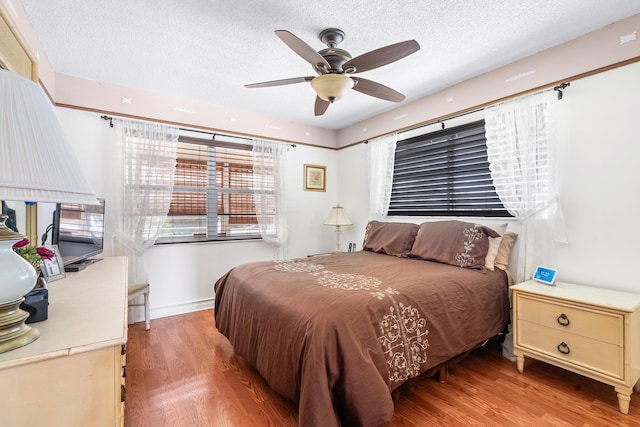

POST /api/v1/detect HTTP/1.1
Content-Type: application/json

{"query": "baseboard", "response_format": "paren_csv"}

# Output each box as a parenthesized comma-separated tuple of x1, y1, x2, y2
(128, 297, 214, 324)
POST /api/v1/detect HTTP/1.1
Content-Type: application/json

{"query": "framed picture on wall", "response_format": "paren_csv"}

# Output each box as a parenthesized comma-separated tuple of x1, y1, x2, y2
(39, 245, 66, 282)
(304, 164, 326, 192)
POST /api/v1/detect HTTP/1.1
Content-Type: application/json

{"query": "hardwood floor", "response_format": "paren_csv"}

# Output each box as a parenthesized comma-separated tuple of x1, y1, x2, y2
(125, 310, 640, 426)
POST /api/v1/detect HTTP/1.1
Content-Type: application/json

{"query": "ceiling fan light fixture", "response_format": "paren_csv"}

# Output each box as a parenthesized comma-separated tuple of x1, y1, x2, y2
(311, 74, 354, 103)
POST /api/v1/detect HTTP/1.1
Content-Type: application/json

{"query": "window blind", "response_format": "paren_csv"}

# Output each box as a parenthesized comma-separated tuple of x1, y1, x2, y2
(388, 120, 511, 217)
(157, 139, 268, 243)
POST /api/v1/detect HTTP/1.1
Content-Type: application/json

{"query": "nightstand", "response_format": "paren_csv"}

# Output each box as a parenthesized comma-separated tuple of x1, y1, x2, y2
(512, 280, 640, 414)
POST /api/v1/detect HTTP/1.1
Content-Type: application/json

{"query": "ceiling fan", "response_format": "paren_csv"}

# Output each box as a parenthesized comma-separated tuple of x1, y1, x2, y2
(245, 28, 420, 116)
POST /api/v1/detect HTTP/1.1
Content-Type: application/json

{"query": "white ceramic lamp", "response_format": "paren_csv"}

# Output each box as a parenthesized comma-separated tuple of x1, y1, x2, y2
(0, 69, 97, 353)
(0, 216, 40, 353)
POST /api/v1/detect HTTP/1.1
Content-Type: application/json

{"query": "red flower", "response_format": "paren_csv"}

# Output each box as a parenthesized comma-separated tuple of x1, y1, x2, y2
(36, 246, 55, 260)
(12, 238, 30, 249)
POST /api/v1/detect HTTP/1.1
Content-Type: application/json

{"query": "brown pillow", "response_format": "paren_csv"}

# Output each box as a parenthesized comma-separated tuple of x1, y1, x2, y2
(495, 232, 518, 271)
(409, 220, 499, 270)
(362, 220, 419, 257)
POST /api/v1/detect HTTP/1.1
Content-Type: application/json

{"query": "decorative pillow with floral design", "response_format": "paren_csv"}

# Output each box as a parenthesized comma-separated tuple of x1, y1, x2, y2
(409, 220, 499, 271)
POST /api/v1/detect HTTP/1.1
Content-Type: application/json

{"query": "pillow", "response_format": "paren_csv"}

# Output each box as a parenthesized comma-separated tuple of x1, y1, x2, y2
(484, 223, 508, 271)
(362, 220, 419, 257)
(409, 220, 499, 270)
(495, 232, 518, 271)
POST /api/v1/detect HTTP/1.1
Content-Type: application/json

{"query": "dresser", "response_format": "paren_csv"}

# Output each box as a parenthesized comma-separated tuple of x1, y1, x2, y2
(0, 256, 128, 426)
(512, 280, 640, 414)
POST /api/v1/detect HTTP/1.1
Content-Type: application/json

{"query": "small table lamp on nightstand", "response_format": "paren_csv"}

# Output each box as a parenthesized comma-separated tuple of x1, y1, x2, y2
(323, 204, 353, 252)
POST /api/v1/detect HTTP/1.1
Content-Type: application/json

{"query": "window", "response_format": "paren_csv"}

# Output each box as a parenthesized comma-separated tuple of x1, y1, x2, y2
(388, 119, 511, 217)
(156, 136, 273, 243)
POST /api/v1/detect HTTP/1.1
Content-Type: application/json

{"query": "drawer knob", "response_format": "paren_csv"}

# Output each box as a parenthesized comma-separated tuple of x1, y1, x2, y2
(557, 342, 570, 355)
(557, 313, 570, 326)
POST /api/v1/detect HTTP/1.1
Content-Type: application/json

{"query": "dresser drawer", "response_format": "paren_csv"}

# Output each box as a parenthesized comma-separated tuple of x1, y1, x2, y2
(517, 320, 623, 379)
(516, 294, 623, 346)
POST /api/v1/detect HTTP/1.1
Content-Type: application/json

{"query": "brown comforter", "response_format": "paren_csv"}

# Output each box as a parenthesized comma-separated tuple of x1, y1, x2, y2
(214, 251, 509, 426)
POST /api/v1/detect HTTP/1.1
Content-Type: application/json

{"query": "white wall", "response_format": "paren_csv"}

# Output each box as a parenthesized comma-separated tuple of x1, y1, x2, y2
(339, 61, 640, 294)
(550, 61, 640, 292)
(335, 142, 370, 251)
(46, 109, 339, 320)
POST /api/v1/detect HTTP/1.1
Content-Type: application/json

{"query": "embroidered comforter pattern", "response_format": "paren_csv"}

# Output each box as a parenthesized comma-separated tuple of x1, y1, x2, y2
(214, 251, 509, 426)
(276, 259, 430, 387)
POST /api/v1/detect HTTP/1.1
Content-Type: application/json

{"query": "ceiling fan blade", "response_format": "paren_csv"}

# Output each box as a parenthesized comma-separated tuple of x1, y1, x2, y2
(245, 76, 314, 88)
(275, 30, 331, 70)
(351, 77, 406, 102)
(342, 40, 420, 73)
(314, 96, 330, 116)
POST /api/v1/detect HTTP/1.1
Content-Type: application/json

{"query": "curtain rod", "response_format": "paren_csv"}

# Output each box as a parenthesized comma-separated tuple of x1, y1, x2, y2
(178, 127, 249, 143)
(402, 107, 483, 134)
(100, 115, 296, 147)
(361, 107, 483, 143)
(365, 82, 570, 144)
(179, 127, 296, 148)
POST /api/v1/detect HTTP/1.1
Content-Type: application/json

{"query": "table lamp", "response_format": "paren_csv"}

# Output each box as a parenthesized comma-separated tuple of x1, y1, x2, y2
(0, 68, 97, 353)
(323, 204, 353, 252)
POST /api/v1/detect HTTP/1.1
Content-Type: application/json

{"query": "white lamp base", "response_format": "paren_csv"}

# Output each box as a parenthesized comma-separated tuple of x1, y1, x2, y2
(0, 297, 40, 354)
(0, 215, 40, 353)
(334, 225, 342, 252)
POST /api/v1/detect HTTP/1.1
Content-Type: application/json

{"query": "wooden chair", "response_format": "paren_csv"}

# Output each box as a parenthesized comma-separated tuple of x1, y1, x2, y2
(127, 283, 150, 330)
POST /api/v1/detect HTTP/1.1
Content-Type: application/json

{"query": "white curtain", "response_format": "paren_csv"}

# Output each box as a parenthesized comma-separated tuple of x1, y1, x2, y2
(485, 89, 568, 283)
(368, 133, 398, 219)
(113, 119, 179, 283)
(252, 139, 288, 260)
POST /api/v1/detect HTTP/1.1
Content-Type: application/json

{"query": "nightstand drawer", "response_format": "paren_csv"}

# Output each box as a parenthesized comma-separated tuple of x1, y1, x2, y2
(516, 294, 622, 346)
(517, 321, 623, 379)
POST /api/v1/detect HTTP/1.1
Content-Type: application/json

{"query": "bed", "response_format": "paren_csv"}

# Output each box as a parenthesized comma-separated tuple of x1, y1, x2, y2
(214, 220, 516, 426)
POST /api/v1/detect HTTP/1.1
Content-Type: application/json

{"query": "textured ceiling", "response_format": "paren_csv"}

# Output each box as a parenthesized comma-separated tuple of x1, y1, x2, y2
(18, 0, 640, 130)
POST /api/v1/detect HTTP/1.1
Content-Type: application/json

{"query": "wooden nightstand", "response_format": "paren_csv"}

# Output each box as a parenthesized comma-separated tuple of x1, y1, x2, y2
(512, 280, 640, 414)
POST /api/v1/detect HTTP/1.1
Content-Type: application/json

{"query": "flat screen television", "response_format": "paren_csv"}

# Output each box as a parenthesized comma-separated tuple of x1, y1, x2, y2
(52, 198, 105, 271)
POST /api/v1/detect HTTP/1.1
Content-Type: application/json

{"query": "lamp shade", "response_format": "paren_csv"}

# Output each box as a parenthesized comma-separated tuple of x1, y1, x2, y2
(0, 69, 97, 204)
(311, 74, 354, 102)
(323, 204, 353, 227)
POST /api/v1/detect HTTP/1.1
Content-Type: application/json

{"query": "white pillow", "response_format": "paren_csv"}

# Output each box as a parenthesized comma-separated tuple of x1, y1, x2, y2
(484, 223, 508, 271)
(495, 232, 519, 271)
